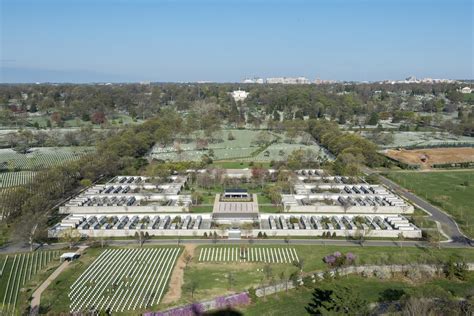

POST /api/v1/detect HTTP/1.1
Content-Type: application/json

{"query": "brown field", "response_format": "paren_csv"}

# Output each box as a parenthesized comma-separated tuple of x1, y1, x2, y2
(385, 147, 474, 168)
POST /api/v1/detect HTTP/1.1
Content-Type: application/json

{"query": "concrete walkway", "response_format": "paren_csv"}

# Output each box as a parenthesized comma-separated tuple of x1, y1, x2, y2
(29, 246, 88, 315)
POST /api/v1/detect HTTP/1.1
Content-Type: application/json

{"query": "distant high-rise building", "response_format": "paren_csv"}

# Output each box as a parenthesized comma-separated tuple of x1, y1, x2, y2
(266, 77, 310, 84)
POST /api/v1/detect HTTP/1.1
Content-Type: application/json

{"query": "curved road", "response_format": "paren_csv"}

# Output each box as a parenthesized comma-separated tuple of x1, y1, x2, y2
(363, 167, 472, 247)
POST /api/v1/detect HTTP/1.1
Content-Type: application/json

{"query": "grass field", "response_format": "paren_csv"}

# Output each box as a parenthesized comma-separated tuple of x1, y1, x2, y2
(386, 171, 474, 238)
(239, 273, 474, 316)
(177, 244, 474, 305)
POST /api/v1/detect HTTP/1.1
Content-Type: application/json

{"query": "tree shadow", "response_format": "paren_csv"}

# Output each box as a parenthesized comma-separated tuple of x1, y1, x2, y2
(204, 308, 243, 316)
(378, 288, 405, 302)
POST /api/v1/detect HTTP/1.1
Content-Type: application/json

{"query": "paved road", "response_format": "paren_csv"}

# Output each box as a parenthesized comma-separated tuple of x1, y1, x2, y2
(363, 167, 472, 246)
(106, 238, 469, 248)
(1, 236, 471, 255)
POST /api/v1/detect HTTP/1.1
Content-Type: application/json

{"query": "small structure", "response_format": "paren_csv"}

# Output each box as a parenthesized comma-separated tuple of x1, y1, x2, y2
(223, 189, 249, 199)
(228, 228, 241, 239)
(460, 87, 472, 94)
(231, 89, 249, 102)
(60, 252, 80, 262)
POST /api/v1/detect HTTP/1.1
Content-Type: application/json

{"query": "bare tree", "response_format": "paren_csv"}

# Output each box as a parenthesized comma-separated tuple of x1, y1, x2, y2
(183, 250, 193, 269)
(59, 227, 82, 249)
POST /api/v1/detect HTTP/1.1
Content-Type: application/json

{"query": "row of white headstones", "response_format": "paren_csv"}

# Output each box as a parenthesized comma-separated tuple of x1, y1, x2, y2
(69, 248, 180, 313)
(198, 247, 299, 263)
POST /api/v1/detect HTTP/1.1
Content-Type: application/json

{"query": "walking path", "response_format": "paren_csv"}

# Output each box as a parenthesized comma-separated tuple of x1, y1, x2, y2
(161, 244, 196, 304)
(29, 246, 88, 315)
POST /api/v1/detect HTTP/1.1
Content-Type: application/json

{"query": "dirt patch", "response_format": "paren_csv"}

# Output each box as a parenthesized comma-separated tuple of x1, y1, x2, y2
(161, 244, 196, 304)
(385, 147, 474, 168)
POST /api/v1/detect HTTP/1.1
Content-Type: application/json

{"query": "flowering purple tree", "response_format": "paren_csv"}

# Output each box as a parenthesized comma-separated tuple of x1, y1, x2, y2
(323, 252, 356, 268)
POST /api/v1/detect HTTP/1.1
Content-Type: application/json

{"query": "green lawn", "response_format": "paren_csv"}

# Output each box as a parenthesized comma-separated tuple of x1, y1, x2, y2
(0, 222, 10, 247)
(386, 171, 474, 238)
(178, 244, 474, 306)
(239, 273, 474, 316)
(189, 205, 213, 213)
(32, 244, 474, 314)
(258, 205, 281, 213)
(289, 245, 474, 272)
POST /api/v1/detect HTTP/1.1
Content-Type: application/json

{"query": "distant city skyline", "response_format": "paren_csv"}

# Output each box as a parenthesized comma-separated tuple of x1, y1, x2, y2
(1, 0, 472, 83)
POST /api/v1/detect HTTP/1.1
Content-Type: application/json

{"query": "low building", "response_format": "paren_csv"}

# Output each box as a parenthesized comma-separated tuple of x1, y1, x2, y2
(231, 89, 249, 102)
(460, 87, 472, 94)
(223, 189, 249, 199)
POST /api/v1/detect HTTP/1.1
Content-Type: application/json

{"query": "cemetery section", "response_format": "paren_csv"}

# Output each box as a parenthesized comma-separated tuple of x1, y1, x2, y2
(198, 247, 299, 264)
(50, 169, 421, 239)
(58, 175, 191, 215)
(282, 169, 413, 214)
(68, 247, 180, 313)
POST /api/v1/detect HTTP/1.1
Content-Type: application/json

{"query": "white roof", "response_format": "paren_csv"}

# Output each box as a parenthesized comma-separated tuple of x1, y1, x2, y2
(60, 252, 77, 258)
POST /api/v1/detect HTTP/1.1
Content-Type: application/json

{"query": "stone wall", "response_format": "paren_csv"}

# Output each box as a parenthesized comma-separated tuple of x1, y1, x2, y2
(256, 263, 474, 297)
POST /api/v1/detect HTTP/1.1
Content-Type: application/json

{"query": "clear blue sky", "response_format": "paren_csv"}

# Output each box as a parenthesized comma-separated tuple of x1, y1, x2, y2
(1, 0, 472, 83)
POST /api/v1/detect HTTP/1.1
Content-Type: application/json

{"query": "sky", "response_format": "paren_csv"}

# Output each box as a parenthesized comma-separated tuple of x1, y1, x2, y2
(1, 0, 473, 83)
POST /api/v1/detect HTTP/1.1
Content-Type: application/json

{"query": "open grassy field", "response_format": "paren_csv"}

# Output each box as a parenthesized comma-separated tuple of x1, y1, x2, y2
(386, 171, 474, 238)
(177, 244, 474, 305)
(239, 273, 474, 316)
